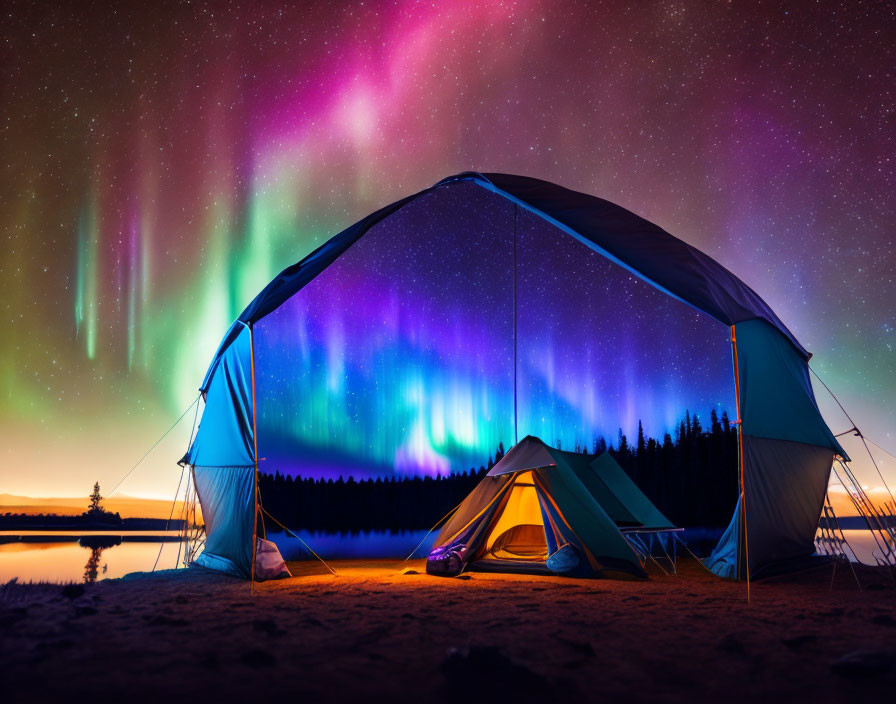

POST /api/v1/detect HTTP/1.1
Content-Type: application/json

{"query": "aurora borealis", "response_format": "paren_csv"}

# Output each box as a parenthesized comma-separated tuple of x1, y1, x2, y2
(254, 182, 734, 479)
(1, 1, 893, 499)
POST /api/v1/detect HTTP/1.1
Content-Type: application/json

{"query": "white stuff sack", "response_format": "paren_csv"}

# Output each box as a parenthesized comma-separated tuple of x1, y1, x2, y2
(254, 538, 292, 580)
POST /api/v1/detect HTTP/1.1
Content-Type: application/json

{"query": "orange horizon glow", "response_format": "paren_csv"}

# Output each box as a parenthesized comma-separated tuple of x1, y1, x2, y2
(1, 494, 195, 520)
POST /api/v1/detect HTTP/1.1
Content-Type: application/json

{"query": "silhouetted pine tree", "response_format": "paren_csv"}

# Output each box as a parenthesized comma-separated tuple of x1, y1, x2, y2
(88, 482, 103, 514)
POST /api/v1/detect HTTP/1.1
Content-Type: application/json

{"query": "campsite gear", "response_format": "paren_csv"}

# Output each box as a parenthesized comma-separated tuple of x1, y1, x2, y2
(425, 541, 469, 577)
(426, 435, 675, 579)
(259, 506, 338, 576)
(546, 544, 580, 574)
(254, 538, 291, 580)
(180, 172, 847, 583)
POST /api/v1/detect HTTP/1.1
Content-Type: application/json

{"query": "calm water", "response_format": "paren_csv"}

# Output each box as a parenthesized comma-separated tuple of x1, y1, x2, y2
(0, 529, 433, 584)
(268, 529, 436, 562)
(817, 529, 895, 566)
(0, 529, 888, 584)
(0, 532, 186, 584)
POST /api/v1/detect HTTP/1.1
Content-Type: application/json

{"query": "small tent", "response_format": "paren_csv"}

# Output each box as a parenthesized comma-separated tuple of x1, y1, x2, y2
(426, 435, 676, 578)
(181, 172, 847, 582)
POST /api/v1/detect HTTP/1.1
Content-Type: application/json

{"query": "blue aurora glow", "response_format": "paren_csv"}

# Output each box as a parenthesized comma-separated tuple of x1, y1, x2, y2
(253, 184, 735, 479)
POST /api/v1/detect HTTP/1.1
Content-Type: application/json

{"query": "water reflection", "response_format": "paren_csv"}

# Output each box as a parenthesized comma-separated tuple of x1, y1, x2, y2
(268, 529, 433, 561)
(79, 535, 122, 584)
(0, 533, 184, 584)
(83, 547, 103, 583)
(1, 529, 888, 584)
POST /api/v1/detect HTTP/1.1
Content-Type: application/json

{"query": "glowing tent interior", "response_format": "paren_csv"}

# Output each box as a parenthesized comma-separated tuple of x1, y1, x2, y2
(180, 172, 847, 582)
(426, 435, 676, 578)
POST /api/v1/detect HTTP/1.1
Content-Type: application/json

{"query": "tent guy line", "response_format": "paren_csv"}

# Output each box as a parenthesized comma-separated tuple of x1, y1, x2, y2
(107, 393, 201, 497)
(809, 365, 896, 504)
(404, 500, 466, 561)
(151, 465, 185, 573)
(258, 506, 337, 576)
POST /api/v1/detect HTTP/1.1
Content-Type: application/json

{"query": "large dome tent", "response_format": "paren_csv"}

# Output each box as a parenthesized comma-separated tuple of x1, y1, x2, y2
(180, 172, 847, 585)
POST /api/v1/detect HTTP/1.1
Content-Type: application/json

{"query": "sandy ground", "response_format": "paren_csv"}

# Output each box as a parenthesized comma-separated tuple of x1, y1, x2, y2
(1, 557, 895, 703)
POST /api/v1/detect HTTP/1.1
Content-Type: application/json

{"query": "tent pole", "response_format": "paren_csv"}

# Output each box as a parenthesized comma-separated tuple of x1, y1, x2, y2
(513, 204, 518, 446)
(731, 325, 750, 603)
(249, 322, 260, 595)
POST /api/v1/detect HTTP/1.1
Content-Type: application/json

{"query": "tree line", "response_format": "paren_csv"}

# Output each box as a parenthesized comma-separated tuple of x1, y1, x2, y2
(259, 408, 740, 532)
(608, 408, 739, 527)
(0, 482, 186, 531)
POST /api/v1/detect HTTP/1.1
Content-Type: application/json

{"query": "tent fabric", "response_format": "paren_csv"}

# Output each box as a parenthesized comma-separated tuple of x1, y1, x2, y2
(589, 452, 676, 530)
(702, 319, 843, 579)
(193, 466, 255, 578)
(182, 325, 255, 469)
(560, 452, 640, 526)
(435, 474, 512, 547)
(534, 462, 646, 577)
(733, 319, 846, 457)
(705, 437, 834, 579)
(184, 327, 258, 579)
(486, 438, 557, 476)
(486, 523, 548, 559)
(484, 473, 544, 553)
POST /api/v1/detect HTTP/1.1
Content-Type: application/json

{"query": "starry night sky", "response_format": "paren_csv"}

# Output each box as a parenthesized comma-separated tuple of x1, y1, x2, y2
(1, 1, 893, 498)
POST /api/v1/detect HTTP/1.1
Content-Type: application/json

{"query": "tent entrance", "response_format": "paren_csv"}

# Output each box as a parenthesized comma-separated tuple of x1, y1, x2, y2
(481, 471, 551, 562)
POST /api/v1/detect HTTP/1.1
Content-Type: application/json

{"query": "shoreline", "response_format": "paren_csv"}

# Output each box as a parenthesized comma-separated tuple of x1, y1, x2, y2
(0, 517, 191, 532)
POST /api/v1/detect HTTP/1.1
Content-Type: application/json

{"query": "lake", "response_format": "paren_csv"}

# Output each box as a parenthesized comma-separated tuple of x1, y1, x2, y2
(0, 529, 435, 584)
(0, 528, 889, 584)
(0, 531, 188, 584)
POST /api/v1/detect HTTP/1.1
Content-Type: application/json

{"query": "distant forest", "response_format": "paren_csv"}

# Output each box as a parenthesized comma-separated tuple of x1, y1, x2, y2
(0, 483, 188, 532)
(0, 514, 186, 531)
(259, 409, 740, 532)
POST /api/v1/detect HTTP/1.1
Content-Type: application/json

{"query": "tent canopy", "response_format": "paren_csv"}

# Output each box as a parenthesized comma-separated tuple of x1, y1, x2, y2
(200, 172, 814, 391)
(184, 172, 845, 581)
